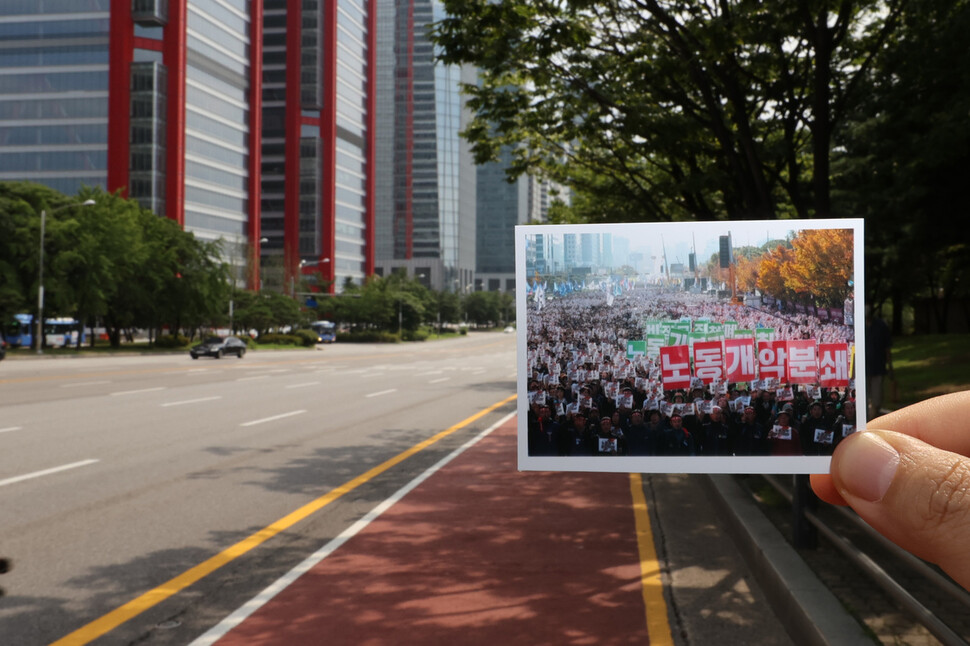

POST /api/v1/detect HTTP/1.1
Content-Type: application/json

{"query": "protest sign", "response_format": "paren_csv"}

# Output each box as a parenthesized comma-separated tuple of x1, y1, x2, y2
(517, 218, 865, 475)
(660, 345, 692, 390)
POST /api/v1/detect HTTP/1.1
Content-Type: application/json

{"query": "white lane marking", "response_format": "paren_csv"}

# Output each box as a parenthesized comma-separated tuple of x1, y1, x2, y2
(365, 389, 397, 398)
(110, 387, 165, 397)
(472, 369, 487, 374)
(240, 410, 307, 427)
(236, 375, 269, 382)
(61, 380, 111, 388)
(429, 378, 450, 384)
(0, 426, 23, 434)
(415, 371, 442, 376)
(0, 459, 100, 488)
(161, 396, 222, 408)
(285, 382, 321, 389)
(189, 411, 516, 646)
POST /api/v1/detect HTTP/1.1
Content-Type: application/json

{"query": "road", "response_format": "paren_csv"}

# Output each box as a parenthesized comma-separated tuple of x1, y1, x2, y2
(0, 334, 518, 645)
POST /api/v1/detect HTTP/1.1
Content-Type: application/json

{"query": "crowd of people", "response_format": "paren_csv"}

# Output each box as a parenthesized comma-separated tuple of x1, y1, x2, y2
(526, 285, 857, 458)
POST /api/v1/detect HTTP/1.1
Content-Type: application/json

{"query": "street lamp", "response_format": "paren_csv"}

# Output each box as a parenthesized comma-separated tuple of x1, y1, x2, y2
(291, 259, 308, 297)
(37, 199, 95, 354)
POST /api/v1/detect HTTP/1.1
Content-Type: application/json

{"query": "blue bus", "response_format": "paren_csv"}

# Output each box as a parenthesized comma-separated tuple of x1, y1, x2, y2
(3, 314, 85, 348)
(4, 314, 34, 347)
(309, 320, 337, 343)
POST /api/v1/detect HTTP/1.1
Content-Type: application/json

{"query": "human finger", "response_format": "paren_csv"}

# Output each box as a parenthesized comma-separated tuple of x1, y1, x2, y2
(830, 429, 970, 590)
(866, 391, 970, 457)
(809, 473, 847, 506)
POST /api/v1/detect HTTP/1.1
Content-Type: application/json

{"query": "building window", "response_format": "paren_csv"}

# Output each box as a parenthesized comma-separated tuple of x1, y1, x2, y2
(132, 0, 169, 26)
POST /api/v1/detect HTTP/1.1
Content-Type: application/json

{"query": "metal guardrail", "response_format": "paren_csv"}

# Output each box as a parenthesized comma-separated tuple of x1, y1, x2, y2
(762, 474, 970, 646)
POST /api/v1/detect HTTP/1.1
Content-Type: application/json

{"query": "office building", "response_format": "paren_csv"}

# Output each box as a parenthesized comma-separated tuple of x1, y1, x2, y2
(374, 0, 476, 293)
(475, 144, 528, 293)
(0, 1, 374, 292)
(260, 0, 375, 293)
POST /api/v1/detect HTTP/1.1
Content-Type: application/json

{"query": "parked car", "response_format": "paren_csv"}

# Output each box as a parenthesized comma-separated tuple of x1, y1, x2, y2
(190, 336, 247, 359)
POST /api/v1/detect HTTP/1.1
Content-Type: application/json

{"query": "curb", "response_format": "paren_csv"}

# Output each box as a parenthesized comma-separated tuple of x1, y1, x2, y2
(703, 474, 872, 646)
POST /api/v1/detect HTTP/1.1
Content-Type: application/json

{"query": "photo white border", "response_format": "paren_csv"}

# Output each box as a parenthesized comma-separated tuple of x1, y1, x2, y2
(515, 218, 866, 474)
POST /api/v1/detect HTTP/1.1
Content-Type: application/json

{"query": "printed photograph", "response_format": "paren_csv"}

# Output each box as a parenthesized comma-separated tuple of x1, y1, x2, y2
(515, 219, 865, 474)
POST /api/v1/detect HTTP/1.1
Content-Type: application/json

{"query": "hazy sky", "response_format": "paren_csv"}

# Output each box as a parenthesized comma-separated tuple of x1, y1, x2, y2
(520, 219, 859, 274)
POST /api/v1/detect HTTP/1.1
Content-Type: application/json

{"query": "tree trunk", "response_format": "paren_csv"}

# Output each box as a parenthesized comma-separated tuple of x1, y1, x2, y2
(811, 12, 833, 217)
(891, 286, 904, 336)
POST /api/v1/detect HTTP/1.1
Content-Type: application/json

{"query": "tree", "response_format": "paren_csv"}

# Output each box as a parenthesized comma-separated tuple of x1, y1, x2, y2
(833, 0, 970, 332)
(782, 229, 853, 308)
(463, 291, 506, 327)
(0, 182, 70, 332)
(757, 244, 796, 303)
(433, 0, 906, 222)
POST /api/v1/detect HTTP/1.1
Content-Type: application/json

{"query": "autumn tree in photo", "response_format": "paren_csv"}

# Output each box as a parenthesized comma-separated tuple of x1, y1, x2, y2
(734, 254, 760, 294)
(756, 244, 795, 303)
(753, 229, 853, 308)
(782, 229, 854, 308)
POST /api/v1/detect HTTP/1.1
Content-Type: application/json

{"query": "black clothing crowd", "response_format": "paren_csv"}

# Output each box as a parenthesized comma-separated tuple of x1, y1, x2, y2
(526, 287, 858, 458)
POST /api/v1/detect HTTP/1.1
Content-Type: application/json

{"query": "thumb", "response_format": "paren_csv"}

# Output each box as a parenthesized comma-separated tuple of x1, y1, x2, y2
(831, 430, 970, 590)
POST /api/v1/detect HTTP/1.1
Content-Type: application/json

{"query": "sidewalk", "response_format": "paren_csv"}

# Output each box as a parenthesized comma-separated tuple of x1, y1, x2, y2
(198, 418, 803, 645)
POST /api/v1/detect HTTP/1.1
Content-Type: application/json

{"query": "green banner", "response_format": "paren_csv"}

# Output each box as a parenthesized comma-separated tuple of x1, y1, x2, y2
(626, 340, 646, 358)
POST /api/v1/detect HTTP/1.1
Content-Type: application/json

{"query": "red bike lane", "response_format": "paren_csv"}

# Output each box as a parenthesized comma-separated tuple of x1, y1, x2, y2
(208, 417, 659, 645)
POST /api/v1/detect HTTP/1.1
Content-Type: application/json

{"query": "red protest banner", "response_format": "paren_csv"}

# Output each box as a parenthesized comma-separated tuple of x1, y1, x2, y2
(786, 339, 818, 384)
(756, 340, 787, 382)
(692, 340, 724, 384)
(724, 338, 756, 382)
(818, 342, 850, 387)
(660, 345, 691, 390)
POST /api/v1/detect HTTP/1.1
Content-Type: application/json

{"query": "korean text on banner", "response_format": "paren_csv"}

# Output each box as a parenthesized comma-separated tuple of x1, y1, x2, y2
(724, 338, 757, 382)
(692, 340, 724, 384)
(757, 339, 787, 382)
(660, 345, 692, 390)
(786, 339, 818, 384)
(818, 342, 850, 387)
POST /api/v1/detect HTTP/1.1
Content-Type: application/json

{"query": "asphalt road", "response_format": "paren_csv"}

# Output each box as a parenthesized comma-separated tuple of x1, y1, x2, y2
(0, 334, 518, 645)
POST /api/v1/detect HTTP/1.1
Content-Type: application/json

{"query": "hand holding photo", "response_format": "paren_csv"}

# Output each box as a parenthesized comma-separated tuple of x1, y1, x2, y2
(516, 218, 865, 474)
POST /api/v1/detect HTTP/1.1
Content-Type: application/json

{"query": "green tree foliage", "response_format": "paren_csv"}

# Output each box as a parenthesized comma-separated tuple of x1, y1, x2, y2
(0, 182, 234, 347)
(463, 290, 513, 327)
(433, 0, 905, 222)
(833, 0, 970, 331)
(0, 182, 65, 324)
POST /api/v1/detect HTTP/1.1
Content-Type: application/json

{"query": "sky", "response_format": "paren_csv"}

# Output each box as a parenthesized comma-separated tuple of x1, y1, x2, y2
(521, 219, 860, 275)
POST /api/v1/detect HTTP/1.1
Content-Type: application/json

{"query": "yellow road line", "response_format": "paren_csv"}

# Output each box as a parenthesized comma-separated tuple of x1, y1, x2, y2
(630, 472, 675, 646)
(51, 394, 517, 646)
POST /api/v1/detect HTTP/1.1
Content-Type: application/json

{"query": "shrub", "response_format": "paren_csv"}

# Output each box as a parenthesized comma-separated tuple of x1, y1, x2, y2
(256, 333, 303, 346)
(154, 334, 190, 348)
(402, 329, 429, 342)
(336, 331, 399, 343)
(293, 329, 321, 347)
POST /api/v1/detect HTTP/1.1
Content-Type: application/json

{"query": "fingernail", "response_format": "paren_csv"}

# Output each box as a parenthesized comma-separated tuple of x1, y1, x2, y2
(836, 432, 900, 502)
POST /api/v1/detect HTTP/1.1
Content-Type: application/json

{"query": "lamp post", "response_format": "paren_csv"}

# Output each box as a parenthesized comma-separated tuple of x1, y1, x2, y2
(255, 237, 269, 291)
(292, 257, 330, 298)
(36, 199, 95, 354)
(291, 259, 308, 298)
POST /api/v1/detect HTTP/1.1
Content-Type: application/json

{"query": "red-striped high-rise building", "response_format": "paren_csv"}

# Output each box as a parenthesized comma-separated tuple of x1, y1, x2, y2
(0, 0, 374, 292)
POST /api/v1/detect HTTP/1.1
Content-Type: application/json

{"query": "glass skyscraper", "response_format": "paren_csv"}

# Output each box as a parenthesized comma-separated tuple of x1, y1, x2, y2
(0, 1, 112, 196)
(260, 0, 374, 292)
(375, 0, 476, 293)
(0, 1, 375, 293)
